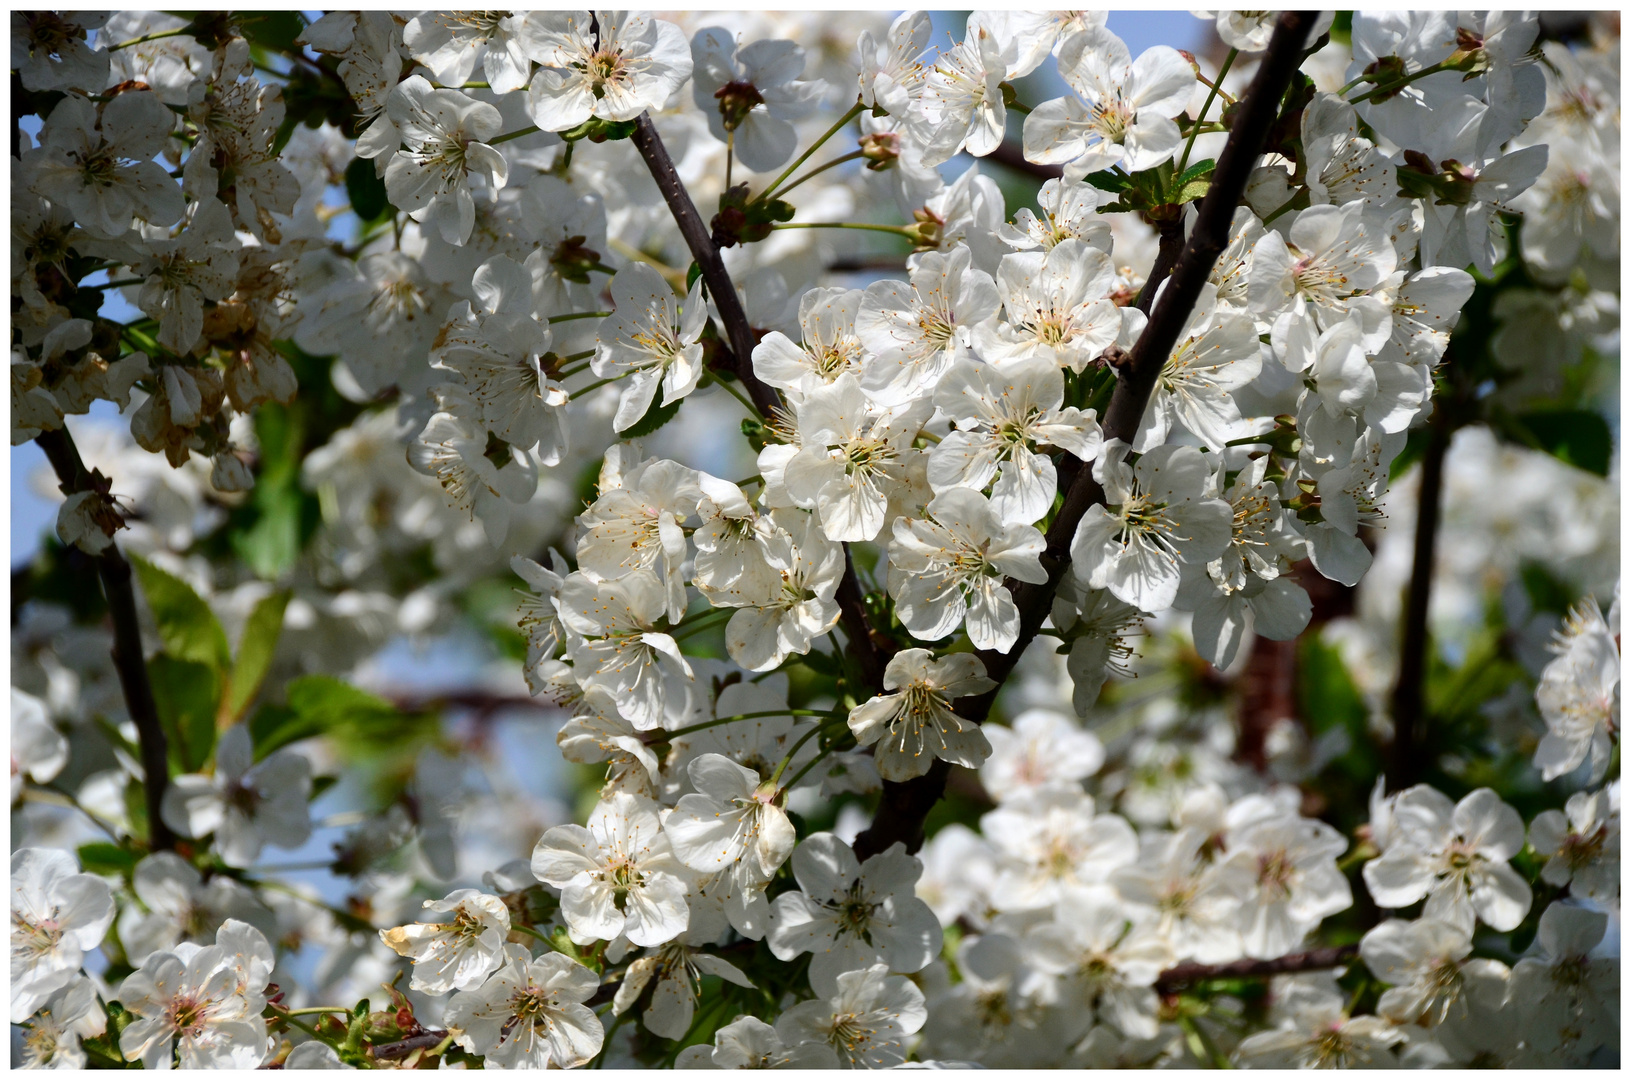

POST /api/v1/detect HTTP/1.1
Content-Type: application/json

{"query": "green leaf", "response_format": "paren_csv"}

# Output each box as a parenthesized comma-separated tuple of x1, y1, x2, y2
(237, 10, 308, 52)
(1174, 179, 1211, 204)
(223, 591, 291, 725)
(130, 555, 231, 672)
(1507, 409, 1612, 477)
(344, 156, 391, 223)
(621, 394, 683, 438)
(1084, 169, 1132, 194)
(77, 842, 141, 878)
(251, 675, 406, 759)
(1173, 158, 1215, 190)
(149, 656, 220, 773)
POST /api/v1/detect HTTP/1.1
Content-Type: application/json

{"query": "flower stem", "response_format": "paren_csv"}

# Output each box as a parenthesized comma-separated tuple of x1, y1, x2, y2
(783, 743, 836, 791)
(710, 376, 757, 415)
(659, 709, 828, 741)
(773, 150, 867, 200)
(1346, 60, 1454, 106)
(106, 27, 187, 51)
(762, 100, 867, 202)
(1180, 48, 1237, 175)
(548, 310, 611, 324)
(769, 221, 915, 237)
(491, 125, 541, 145)
(770, 720, 828, 788)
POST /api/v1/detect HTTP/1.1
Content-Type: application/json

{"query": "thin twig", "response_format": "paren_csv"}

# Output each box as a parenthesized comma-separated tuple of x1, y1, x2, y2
(34, 428, 176, 851)
(1389, 395, 1451, 787)
(1155, 944, 1359, 995)
(851, 11, 1316, 861)
(371, 1030, 450, 1061)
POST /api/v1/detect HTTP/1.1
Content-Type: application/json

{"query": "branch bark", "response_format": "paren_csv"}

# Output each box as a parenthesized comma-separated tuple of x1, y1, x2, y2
(853, 11, 1316, 861)
(1155, 944, 1359, 995)
(630, 111, 893, 690)
(34, 427, 176, 851)
(1388, 399, 1451, 788)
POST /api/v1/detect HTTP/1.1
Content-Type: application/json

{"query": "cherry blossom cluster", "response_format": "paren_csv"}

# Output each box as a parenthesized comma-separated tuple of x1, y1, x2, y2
(8, 7, 1621, 1071)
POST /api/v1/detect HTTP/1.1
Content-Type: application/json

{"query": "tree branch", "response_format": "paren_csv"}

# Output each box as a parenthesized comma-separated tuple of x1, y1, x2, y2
(1388, 399, 1451, 787)
(629, 111, 893, 692)
(852, 11, 1316, 861)
(370, 1030, 449, 1061)
(34, 427, 176, 851)
(1155, 944, 1359, 995)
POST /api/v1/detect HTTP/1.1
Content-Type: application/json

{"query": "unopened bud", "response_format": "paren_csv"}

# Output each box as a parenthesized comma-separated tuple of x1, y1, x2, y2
(859, 132, 900, 171)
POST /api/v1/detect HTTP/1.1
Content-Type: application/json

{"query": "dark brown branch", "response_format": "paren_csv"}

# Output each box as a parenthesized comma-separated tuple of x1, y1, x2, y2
(1136, 216, 1187, 316)
(35, 428, 176, 851)
(983, 139, 1063, 181)
(370, 1030, 449, 1061)
(630, 111, 893, 692)
(1155, 944, 1359, 995)
(629, 113, 781, 421)
(853, 11, 1316, 861)
(1388, 400, 1451, 788)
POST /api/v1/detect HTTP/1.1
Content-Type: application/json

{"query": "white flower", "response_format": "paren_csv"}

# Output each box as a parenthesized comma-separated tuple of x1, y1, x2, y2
(848, 649, 997, 781)
(714, 509, 843, 672)
(1528, 787, 1619, 906)
(1070, 441, 1234, 614)
(665, 753, 796, 889)
(27, 91, 184, 238)
(982, 786, 1138, 911)
(912, 25, 1007, 167)
(404, 11, 538, 94)
(11, 848, 114, 1023)
(1023, 23, 1195, 180)
(379, 889, 512, 994)
(857, 11, 930, 116)
(1301, 92, 1399, 210)
(998, 177, 1114, 254)
(1419, 143, 1549, 276)
(11, 688, 67, 801)
(773, 962, 928, 1069)
(1022, 892, 1174, 1039)
(160, 725, 312, 868)
(521, 11, 693, 131)
(1363, 785, 1532, 934)
(11, 12, 109, 92)
(531, 792, 692, 947)
(888, 487, 1047, 652)
(407, 407, 539, 548)
(1359, 918, 1510, 1026)
(782, 374, 929, 542)
(443, 944, 605, 1069)
(1115, 841, 1241, 970)
(1509, 903, 1618, 1064)
(676, 1014, 840, 1069)
(930, 356, 1104, 523)
(1302, 421, 1400, 587)
(1250, 200, 1396, 362)
(1133, 283, 1262, 452)
(513, 551, 571, 695)
(855, 245, 999, 406)
(116, 919, 273, 1070)
(594, 264, 709, 433)
(1221, 809, 1353, 959)
(1234, 980, 1402, 1068)
(979, 708, 1104, 802)
(131, 197, 241, 355)
(751, 287, 869, 400)
(558, 688, 663, 798)
(575, 451, 702, 622)
(284, 1042, 349, 1068)
(432, 254, 568, 463)
(691, 30, 821, 174)
(1053, 577, 1146, 713)
(383, 77, 508, 247)
(613, 937, 755, 1039)
(16, 975, 105, 1069)
(116, 852, 273, 967)
(973, 241, 1127, 373)
(1534, 595, 1620, 783)
(558, 569, 693, 730)
(767, 833, 942, 994)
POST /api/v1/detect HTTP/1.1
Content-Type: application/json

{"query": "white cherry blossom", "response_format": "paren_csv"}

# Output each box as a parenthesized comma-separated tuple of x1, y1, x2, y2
(847, 649, 997, 780)
(443, 944, 605, 1069)
(380, 889, 512, 994)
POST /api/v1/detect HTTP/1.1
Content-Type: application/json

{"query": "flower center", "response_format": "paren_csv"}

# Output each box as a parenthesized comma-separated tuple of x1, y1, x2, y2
(714, 80, 765, 131)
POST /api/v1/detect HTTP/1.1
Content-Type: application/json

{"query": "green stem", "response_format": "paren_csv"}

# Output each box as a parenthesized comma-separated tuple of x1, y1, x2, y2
(1261, 190, 1306, 226)
(783, 743, 836, 791)
(773, 150, 867, 200)
(711, 376, 757, 415)
(571, 374, 623, 399)
(726, 132, 734, 191)
(1179, 1013, 1233, 1069)
(669, 610, 733, 641)
(556, 360, 593, 379)
(769, 221, 914, 237)
(549, 310, 610, 324)
(735, 474, 763, 487)
(762, 101, 867, 202)
(491, 125, 541, 145)
(282, 1006, 353, 1018)
(660, 709, 827, 741)
(1180, 48, 1237, 175)
(107, 27, 187, 51)
(770, 721, 827, 788)
(1346, 60, 1454, 106)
